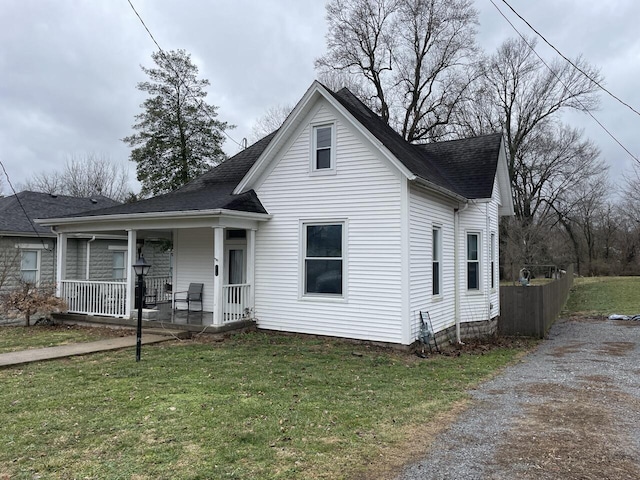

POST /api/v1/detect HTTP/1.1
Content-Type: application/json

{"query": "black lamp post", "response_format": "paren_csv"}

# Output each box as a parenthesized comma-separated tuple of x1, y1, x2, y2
(133, 255, 152, 362)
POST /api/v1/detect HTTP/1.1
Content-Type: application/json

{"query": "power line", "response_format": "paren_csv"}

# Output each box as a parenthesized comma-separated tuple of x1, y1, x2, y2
(125, 0, 244, 150)
(498, 0, 640, 119)
(488, 0, 640, 167)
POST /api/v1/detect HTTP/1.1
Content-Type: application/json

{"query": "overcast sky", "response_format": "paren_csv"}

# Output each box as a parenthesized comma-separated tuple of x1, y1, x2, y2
(1, 0, 639, 195)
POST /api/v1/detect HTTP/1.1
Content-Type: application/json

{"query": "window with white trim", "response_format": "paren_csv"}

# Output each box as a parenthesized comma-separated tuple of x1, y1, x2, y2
(112, 251, 126, 280)
(467, 233, 480, 291)
(311, 124, 335, 172)
(21, 250, 39, 284)
(491, 233, 496, 290)
(303, 223, 344, 296)
(432, 227, 441, 296)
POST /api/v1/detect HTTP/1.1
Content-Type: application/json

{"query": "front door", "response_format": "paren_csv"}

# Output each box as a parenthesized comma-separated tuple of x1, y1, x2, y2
(224, 246, 246, 309)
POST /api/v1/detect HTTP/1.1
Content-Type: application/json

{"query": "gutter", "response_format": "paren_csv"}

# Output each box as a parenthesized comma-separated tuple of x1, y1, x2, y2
(412, 177, 468, 204)
(86, 236, 96, 280)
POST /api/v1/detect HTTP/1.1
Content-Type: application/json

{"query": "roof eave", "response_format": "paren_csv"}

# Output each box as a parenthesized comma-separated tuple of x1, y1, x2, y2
(35, 208, 272, 227)
(411, 176, 468, 204)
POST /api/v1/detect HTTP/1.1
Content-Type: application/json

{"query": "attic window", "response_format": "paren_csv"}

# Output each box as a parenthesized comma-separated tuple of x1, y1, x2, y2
(311, 124, 335, 174)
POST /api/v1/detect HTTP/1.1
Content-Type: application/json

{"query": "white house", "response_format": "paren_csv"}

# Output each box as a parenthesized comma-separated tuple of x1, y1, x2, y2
(38, 81, 513, 346)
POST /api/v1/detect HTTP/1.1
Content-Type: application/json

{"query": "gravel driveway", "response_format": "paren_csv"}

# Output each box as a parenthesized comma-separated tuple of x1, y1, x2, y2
(397, 316, 640, 480)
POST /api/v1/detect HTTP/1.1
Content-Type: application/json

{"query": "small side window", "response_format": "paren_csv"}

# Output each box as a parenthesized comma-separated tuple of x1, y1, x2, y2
(432, 227, 441, 296)
(311, 124, 335, 173)
(467, 233, 480, 291)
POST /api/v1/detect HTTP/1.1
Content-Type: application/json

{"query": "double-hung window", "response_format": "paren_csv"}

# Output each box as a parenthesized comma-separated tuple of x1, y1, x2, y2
(112, 251, 126, 280)
(303, 223, 344, 296)
(21, 250, 39, 284)
(311, 124, 335, 173)
(432, 227, 441, 296)
(467, 233, 480, 291)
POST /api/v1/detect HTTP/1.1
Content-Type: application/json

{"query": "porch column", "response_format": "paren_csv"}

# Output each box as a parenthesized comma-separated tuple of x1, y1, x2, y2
(125, 230, 137, 319)
(55, 232, 67, 297)
(213, 226, 224, 326)
(247, 228, 256, 314)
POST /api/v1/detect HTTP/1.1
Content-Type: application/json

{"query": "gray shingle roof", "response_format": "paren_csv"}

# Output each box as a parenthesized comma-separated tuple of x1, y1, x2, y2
(61, 132, 276, 218)
(0, 191, 120, 235)
(330, 87, 502, 199)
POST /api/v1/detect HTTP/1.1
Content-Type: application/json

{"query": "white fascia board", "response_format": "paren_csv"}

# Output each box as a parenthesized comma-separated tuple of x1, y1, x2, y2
(496, 137, 515, 216)
(0, 231, 56, 238)
(234, 81, 323, 194)
(234, 81, 416, 194)
(36, 209, 272, 234)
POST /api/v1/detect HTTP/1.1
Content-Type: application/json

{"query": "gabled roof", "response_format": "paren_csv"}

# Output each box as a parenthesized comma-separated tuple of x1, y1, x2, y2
(0, 191, 119, 235)
(237, 81, 508, 204)
(329, 87, 503, 200)
(41, 81, 512, 224)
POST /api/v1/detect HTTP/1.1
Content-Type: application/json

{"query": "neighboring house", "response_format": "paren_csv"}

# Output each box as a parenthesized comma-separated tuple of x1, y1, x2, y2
(0, 191, 171, 292)
(38, 81, 514, 346)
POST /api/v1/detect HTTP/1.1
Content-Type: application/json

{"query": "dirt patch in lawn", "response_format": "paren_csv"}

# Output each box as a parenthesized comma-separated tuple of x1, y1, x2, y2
(494, 382, 640, 480)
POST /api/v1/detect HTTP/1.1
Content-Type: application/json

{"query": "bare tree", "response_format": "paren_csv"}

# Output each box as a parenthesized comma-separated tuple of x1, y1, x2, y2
(23, 153, 131, 202)
(248, 104, 293, 143)
(316, 0, 479, 142)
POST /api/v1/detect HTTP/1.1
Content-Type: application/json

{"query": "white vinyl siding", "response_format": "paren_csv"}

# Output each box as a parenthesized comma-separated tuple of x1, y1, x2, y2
(255, 103, 404, 344)
(174, 228, 215, 312)
(409, 186, 456, 338)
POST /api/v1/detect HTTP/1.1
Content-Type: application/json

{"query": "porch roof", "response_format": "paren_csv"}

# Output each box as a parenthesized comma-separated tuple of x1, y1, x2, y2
(36, 132, 276, 225)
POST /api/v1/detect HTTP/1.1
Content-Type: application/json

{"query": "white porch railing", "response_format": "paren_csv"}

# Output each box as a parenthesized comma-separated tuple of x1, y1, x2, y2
(60, 280, 127, 317)
(222, 284, 251, 324)
(144, 275, 173, 303)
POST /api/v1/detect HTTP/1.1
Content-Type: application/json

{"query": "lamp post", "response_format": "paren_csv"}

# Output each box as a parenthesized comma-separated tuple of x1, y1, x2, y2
(132, 255, 152, 362)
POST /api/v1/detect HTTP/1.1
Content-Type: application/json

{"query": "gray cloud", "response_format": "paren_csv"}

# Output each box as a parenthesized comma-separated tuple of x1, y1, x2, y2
(1, 0, 638, 194)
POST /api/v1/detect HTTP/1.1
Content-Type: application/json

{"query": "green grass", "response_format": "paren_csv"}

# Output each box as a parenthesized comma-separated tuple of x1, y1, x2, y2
(0, 332, 528, 479)
(565, 276, 640, 316)
(0, 324, 132, 354)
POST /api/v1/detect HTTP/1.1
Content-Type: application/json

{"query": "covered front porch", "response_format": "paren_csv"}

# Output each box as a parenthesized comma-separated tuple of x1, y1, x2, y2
(45, 209, 270, 327)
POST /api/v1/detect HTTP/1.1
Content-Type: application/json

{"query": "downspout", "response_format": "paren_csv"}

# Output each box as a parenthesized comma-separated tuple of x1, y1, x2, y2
(454, 202, 469, 344)
(86, 236, 96, 280)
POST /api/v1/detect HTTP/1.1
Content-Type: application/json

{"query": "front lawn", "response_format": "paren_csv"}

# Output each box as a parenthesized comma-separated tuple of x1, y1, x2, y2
(0, 324, 133, 354)
(0, 332, 528, 479)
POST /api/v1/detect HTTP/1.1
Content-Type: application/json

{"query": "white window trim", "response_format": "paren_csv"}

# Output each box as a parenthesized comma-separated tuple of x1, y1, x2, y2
(20, 249, 41, 284)
(108, 245, 128, 251)
(490, 232, 496, 291)
(309, 122, 336, 176)
(15, 243, 49, 250)
(112, 251, 127, 280)
(466, 231, 482, 294)
(432, 225, 442, 298)
(299, 219, 348, 302)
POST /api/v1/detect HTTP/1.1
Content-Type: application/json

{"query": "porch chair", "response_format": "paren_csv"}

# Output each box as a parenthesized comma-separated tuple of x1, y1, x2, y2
(173, 283, 204, 312)
(418, 311, 440, 355)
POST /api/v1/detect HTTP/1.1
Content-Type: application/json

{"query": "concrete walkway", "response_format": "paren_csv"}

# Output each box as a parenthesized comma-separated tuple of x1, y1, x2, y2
(0, 331, 186, 367)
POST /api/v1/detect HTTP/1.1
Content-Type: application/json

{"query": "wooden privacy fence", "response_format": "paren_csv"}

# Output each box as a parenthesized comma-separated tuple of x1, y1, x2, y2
(499, 265, 574, 338)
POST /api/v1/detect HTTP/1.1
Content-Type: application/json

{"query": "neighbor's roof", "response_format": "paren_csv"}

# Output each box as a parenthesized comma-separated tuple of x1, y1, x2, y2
(0, 191, 120, 235)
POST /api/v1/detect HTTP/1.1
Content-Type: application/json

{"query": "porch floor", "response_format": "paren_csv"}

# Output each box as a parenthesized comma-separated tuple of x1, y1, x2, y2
(54, 301, 255, 335)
